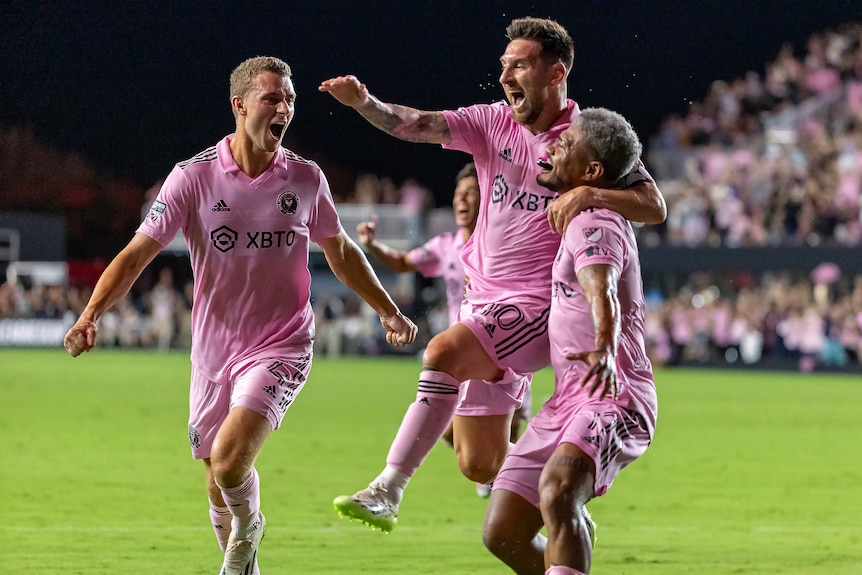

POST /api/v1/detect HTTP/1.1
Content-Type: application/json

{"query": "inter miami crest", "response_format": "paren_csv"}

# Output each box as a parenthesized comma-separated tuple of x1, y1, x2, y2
(277, 191, 299, 215)
(188, 425, 201, 449)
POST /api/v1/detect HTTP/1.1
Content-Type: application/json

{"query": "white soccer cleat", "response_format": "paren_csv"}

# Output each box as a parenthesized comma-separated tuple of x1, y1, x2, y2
(333, 482, 398, 533)
(218, 513, 266, 575)
(475, 482, 492, 498)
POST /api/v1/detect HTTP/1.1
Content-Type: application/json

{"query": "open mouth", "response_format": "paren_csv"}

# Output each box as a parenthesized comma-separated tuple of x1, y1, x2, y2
(454, 207, 472, 224)
(507, 90, 525, 109)
(537, 156, 552, 170)
(269, 123, 285, 140)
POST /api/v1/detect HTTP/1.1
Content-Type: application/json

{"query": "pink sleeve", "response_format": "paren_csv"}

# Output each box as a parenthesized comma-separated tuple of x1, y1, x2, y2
(441, 104, 496, 163)
(407, 235, 445, 278)
(136, 165, 188, 246)
(308, 169, 342, 242)
(568, 210, 627, 275)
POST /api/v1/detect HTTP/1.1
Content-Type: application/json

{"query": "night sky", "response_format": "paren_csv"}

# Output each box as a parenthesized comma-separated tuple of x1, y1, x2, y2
(2, 1, 861, 203)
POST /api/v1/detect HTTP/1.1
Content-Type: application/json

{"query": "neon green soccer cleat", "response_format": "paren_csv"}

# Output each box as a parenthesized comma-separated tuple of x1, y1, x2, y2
(333, 483, 398, 533)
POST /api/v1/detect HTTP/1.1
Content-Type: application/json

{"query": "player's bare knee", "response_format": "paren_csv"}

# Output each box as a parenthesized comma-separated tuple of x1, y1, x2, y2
(457, 447, 504, 483)
(212, 463, 252, 489)
(421, 335, 459, 371)
(481, 517, 511, 558)
(459, 458, 498, 484)
(210, 460, 236, 487)
(539, 457, 592, 524)
(538, 475, 574, 524)
(209, 443, 247, 487)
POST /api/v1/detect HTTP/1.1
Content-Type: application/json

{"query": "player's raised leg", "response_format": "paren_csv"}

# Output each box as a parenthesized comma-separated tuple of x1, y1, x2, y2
(452, 365, 533, 497)
(333, 323, 502, 532)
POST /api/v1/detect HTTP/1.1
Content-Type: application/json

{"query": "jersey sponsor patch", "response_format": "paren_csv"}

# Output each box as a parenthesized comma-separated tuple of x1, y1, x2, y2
(584, 228, 603, 242)
(491, 174, 509, 204)
(584, 246, 615, 258)
(211, 225, 239, 253)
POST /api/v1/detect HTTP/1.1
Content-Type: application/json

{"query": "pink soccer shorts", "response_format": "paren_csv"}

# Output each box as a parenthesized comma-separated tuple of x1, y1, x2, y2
(187, 352, 312, 459)
(455, 370, 531, 417)
(493, 399, 653, 506)
(458, 297, 551, 375)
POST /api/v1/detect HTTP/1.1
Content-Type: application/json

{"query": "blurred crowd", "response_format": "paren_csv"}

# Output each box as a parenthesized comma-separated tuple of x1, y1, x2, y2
(3, 263, 862, 373)
(3, 22, 862, 372)
(643, 265, 862, 371)
(644, 22, 862, 248)
(0, 268, 193, 352)
(337, 173, 434, 214)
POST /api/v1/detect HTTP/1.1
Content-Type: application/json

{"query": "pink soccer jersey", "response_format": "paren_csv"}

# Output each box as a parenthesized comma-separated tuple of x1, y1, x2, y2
(542, 208, 657, 435)
(137, 135, 342, 383)
(407, 230, 467, 326)
(441, 100, 581, 304)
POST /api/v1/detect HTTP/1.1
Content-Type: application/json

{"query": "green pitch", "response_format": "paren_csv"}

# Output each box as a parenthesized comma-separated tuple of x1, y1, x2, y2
(1, 348, 860, 574)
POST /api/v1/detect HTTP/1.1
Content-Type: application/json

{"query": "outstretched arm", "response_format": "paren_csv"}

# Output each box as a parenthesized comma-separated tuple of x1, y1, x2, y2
(357, 215, 416, 273)
(566, 263, 621, 400)
(64, 233, 163, 357)
(319, 75, 451, 145)
(318, 229, 418, 347)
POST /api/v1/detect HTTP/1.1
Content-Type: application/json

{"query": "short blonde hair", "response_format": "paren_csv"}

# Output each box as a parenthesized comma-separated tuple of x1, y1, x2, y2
(229, 56, 292, 99)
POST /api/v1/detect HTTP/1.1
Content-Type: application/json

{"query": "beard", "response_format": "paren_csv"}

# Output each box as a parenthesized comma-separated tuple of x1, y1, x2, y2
(511, 102, 542, 127)
(535, 172, 558, 192)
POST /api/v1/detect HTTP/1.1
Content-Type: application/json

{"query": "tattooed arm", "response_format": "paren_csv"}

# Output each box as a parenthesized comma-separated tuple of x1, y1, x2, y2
(319, 75, 451, 145)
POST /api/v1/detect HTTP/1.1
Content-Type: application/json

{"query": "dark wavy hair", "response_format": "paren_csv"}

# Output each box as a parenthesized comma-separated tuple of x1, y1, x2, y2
(505, 17, 575, 72)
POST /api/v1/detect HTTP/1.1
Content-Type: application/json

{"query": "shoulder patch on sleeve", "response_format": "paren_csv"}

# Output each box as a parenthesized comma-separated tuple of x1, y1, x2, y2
(583, 228, 603, 242)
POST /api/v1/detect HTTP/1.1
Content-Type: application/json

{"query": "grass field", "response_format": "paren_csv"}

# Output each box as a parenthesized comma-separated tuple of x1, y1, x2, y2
(1, 348, 860, 574)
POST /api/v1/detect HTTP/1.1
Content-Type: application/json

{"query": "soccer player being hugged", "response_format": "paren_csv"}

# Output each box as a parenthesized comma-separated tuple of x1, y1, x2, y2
(355, 162, 532, 498)
(483, 107, 658, 575)
(63, 56, 417, 575)
(320, 16, 665, 533)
